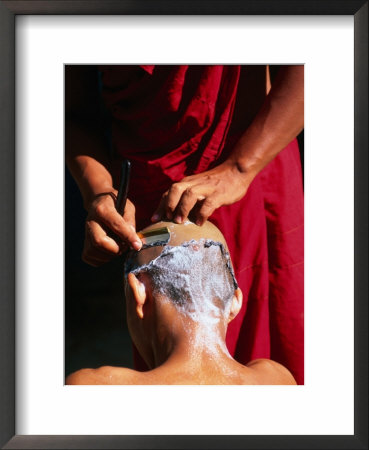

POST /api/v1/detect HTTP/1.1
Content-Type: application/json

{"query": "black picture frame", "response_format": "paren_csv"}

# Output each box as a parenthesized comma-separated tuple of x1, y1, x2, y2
(0, 1, 367, 449)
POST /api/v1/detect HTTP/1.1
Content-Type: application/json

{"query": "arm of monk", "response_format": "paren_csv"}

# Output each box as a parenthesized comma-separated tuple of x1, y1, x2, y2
(65, 66, 142, 267)
(152, 65, 304, 225)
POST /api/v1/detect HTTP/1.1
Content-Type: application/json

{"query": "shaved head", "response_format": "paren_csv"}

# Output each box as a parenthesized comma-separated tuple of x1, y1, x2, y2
(130, 220, 230, 269)
(124, 220, 238, 322)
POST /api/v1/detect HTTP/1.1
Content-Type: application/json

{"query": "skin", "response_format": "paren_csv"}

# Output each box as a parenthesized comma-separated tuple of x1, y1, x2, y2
(65, 65, 303, 266)
(66, 222, 296, 385)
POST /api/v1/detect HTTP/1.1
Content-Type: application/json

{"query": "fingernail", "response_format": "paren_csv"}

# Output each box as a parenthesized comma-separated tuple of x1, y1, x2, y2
(132, 240, 142, 251)
(151, 213, 160, 222)
(196, 219, 203, 226)
(174, 215, 182, 224)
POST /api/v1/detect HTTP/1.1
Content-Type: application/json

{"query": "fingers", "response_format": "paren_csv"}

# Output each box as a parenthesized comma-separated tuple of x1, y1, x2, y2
(82, 220, 121, 267)
(150, 164, 247, 226)
(151, 182, 189, 222)
(195, 196, 218, 225)
(95, 201, 142, 251)
(86, 220, 121, 254)
(82, 196, 142, 267)
(151, 195, 166, 223)
(173, 186, 206, 223)
(165, 183, 188, 220)
(151, 181, 215, 225)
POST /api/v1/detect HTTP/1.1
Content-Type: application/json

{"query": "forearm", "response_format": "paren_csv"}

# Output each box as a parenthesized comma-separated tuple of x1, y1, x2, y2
(228, 65, 304, 180)
(66, 118, 115, 210)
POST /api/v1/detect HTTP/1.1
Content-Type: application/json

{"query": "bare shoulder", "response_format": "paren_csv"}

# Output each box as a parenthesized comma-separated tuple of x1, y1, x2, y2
(66, 366, 144, 385)
(246, 359, 297, 385)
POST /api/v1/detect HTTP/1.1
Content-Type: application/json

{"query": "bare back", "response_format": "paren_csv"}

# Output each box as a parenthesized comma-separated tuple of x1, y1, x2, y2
(66, 359, 296, 385)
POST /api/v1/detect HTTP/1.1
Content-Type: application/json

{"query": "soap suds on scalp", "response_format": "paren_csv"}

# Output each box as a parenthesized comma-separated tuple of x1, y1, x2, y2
(125, 239, 238, 358)
(125, 239, 237, 323)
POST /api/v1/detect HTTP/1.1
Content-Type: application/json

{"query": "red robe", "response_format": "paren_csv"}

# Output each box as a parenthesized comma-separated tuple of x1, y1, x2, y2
(100, 65, 304, 384)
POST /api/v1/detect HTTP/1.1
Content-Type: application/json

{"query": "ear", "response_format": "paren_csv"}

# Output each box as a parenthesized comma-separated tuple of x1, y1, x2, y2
(127, 273, 147, 319)
(228, 288, 243, 323)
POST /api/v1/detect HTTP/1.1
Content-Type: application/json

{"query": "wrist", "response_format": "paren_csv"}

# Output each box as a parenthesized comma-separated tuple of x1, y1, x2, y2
(83, 186, 118, 211)
(224, 158, 258, 184)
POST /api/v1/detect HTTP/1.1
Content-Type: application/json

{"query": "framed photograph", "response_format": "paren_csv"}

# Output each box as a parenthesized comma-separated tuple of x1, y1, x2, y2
(0, 1, 367, 449)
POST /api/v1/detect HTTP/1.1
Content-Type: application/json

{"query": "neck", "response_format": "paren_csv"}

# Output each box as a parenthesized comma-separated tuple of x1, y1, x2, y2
(150, 313, 232, 369)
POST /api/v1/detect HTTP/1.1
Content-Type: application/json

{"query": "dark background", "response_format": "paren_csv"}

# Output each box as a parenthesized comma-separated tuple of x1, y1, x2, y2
(65, 170, 133, 377)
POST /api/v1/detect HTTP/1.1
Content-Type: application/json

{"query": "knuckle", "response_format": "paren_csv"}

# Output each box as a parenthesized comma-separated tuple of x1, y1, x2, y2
(95, 203, 105, 217)
(184, 187, 195, 197)
(171, 183, 182, 193)
(91, 235, 103, 249)
(110, 220, 121, 231)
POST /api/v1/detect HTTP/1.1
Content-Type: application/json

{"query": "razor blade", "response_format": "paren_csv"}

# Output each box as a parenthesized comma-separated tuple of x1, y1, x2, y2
(137, 227, 170, 248)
